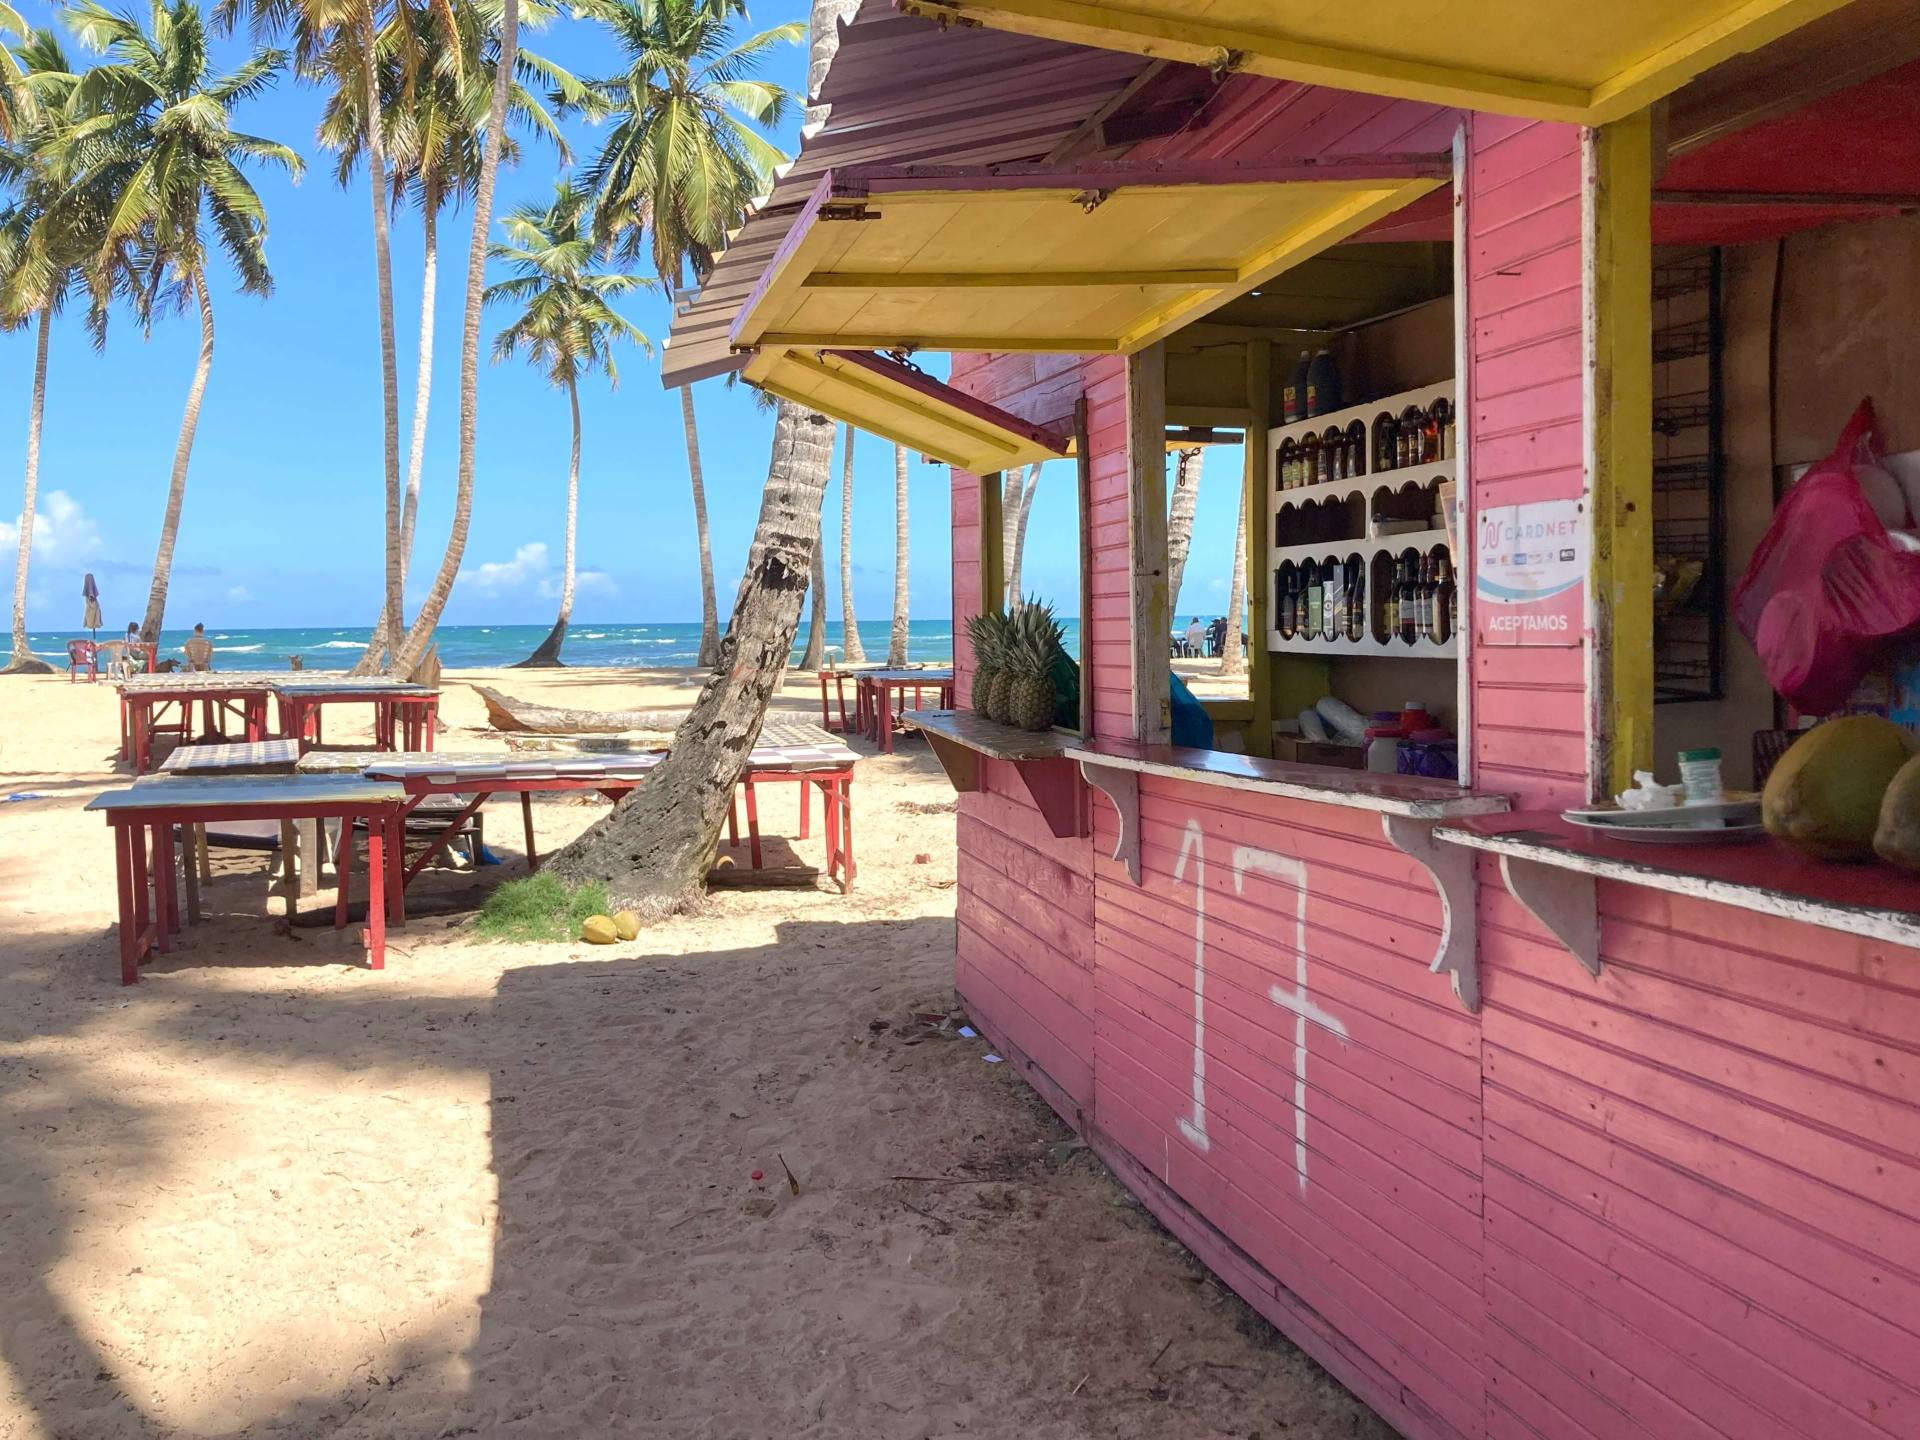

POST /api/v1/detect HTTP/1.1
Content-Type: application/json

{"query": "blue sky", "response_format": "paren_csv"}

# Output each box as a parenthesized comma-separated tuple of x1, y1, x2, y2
(0, 0, 1247, 632)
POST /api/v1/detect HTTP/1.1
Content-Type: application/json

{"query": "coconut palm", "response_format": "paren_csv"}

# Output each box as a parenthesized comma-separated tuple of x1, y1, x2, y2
(385, 0, 522, 676)
(1, 30, 100, 675)
(887, 443, 909, 665)
(577, 0, 801, 668)
(483, 180, 648, 666)
(0, 2, 26, 143)
(322, 0, 575, 672)
(836, 422, 862, 664)
(1222, 490, 1246, 677)
(1003, 460, 1039, 605)
(1165, 445, 1202, 613)
(61, 0, 300, 642)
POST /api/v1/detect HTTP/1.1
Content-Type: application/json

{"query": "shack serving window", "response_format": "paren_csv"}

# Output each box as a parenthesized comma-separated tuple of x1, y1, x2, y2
(1603, 22, 1920, 797)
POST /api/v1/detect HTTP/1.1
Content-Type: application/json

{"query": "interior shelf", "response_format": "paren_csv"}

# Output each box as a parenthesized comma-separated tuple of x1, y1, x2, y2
(1268, 631, 1457, 659)
(1267, 379, 1456, 448)
(1273, 459, 1456, 509)
(1271, 527, 1450, 568)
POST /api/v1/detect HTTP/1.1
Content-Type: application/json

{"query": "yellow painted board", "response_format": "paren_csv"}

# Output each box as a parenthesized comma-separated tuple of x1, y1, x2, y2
(894, 0, 1857, 125)
(732, 176, 1442, 360)
(744, 348, 1070, 473)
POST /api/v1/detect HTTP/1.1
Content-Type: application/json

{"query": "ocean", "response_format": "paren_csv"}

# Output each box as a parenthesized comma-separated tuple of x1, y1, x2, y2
(28, 619, 995, 671)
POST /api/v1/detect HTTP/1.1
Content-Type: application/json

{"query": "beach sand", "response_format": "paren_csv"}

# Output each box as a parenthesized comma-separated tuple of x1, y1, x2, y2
(0, 664, 1389, 1439)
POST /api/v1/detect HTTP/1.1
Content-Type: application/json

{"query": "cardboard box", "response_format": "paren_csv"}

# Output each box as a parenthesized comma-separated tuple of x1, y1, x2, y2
(1272, 737, 1367, 770)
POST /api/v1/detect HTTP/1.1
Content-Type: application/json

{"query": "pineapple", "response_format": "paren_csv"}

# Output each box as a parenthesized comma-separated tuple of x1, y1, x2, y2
(1005, 600, 1066, 731)
(966, 611, 1003, 715)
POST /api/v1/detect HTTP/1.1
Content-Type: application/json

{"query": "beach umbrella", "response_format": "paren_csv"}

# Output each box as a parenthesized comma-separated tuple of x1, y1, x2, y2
(81, 573, 101, 638)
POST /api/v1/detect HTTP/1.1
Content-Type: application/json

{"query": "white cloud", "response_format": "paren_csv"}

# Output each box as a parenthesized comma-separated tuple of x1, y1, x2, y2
(227, 584, 254, 603)
(465, 542, 550, 595)
(0, 490, 102, 568)
(541, 567, 615, 599)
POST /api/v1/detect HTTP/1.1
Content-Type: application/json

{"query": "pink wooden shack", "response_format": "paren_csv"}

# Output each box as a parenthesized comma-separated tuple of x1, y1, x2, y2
(668, 5, 1920, 1436)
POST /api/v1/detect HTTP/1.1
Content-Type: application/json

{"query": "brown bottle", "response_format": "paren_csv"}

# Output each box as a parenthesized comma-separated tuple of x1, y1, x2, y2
(1429, 398, 1453, 462)
(1302, 432, 1321, 487)
(1397, 550, 1420, 644)
(1429, 551, 1454, 644)
(1325, 426, 1346, 481)
(1347, 420, 1368, 477)
(1278, 437, 1296, 490)
(1375, 413, 1397, 472)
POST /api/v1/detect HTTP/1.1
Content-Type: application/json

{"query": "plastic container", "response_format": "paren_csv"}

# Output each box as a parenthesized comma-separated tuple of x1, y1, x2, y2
(1306, 349, 1342, 417)
(1284, 351, 1312, 425)
(1677, 746, 1724, 805)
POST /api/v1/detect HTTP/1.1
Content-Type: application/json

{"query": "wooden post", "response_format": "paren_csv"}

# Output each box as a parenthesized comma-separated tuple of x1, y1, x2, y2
(978, 470, 1005, 621)
(1243, 339, 1273, 757)
(1075, 397, 1096, 738)
(1585, 110, 1655, 799)
(1127, 342, 1171, 744)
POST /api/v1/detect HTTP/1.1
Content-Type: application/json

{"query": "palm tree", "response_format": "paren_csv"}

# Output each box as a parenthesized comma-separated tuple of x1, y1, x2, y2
(1, 30, 97, 675)
(799, 533, 826, 668)
(836, 422, 863, 664)
(1002, 460, 1039, 605)
(1165, 445, 1202, 614)
(63, 0, 300, 643)
(386, 0, 522, 676)
(578, 0, 801, 669)
(887, 443, 909, 665)
(1222, 491, 1246, 676)
(322, 0, 574, 672)
(484, 180, 647, 666)
(0, 2, 25, 143)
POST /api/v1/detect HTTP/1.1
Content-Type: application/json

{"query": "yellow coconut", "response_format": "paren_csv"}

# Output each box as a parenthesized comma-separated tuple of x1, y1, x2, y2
(581, 915, 619, 944)
(1874, 751, 1920, 871)
(1763, 715, 1917, 861)
(612, 910, 641, 941)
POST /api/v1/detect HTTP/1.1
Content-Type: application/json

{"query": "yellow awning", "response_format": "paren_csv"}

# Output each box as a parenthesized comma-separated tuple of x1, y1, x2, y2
(745, 347, 1071, 473)
(730, 158, 1448, 359)
(892, 0, 1855, 125)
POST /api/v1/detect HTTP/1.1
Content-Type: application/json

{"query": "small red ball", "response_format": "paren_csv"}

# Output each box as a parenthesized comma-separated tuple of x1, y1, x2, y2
(751, 1170, 763, 1181)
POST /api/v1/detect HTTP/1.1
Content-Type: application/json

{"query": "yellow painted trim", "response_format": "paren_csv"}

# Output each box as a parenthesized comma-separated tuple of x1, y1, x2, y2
(1115, 178, 1442, 353)
(895, 0, 1853, 125)
(754, 332, 1122, 354)
(802, 269, 1239, 289)
(1586, 112, 1655, 799)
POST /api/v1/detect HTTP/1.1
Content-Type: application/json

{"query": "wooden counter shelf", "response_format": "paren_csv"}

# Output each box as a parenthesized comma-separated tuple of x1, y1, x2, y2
(899, 710, 1086, 840)
(1067, 739, 1510, 1012)
(1436, 812, 1920, 979)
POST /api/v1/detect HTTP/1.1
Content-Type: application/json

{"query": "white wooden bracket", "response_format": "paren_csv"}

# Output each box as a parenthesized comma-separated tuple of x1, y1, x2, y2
(1381, 815, 1480, 1012)
(1078, 761, 1142, 885)
(1500, 855, 1601, 978)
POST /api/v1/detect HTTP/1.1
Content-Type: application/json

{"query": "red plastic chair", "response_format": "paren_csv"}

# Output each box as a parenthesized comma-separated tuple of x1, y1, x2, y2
(67, 640, 97, 682)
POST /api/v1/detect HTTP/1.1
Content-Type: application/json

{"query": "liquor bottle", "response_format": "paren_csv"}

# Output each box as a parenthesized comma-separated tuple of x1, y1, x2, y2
(1399, 405, 1426, 467)
(1277, 566, 1296, 638)
(1382, 557, 1398, 636)
(1302, 432, 1321, 487)
(1325, 558, 1342, 640)
(1346, 557, 1366, 641)
(1375, 413, 1397, 472)
(1430, 398, 1453, 462)
(1422, 406, 1440, 464)
(1347, 419, 1368, 476)
(1284, 351, 1311, 425)
(1325, 426, 1346, 481)
(1394, 416, 1412, 469)
(1306, 349, 1341, 417)
(1398, 550, 1420, 644)
(1429, 551, 1455, 644)
(1278, 438, 1296, 490)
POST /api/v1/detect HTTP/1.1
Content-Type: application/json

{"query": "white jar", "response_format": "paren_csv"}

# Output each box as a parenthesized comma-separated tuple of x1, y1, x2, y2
(1677, 747, 1724, 805)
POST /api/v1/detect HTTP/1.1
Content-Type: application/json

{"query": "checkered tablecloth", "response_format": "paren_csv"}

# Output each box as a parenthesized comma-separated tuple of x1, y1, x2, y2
(159, 739, 302, 773)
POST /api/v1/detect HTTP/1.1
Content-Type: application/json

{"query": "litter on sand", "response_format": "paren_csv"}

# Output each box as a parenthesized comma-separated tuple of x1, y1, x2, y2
(957, 1025, 977, 1038)
(983, 1053, 1003, 1064)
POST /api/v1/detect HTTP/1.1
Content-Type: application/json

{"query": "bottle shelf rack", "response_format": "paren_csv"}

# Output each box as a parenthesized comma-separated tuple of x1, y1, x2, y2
(1271, 527, 1451, 568)
(1273, 459, 1457, 511)
(1267, 630, 1458, 660)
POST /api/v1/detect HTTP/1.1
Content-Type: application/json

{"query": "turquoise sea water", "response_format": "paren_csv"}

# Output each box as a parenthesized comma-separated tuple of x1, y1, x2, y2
(26, 618, 1002, 671)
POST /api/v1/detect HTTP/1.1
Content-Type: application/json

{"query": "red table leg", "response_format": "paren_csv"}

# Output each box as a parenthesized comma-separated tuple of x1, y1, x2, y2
(365, 818, 386, 970)
(819, 673, 832, 730)
(153, 823, 177, 951)
(839, 775, 856, 891)
(115, 821, 140, 985)
(727, 794, 738, 847)
(521, 792, 539, 871)
(743, 778, 763, 869)
(386, 810, 406, 928)
(879, 684, 895, 754)
(129, 822, 150, 965)
(799, 778, 811, 839)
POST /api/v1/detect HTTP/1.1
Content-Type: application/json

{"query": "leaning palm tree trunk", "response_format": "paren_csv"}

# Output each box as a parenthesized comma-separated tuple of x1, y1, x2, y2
(887, 442, 909, 665)
(139, 275, 215, 643)
(1164, 445, 1202, 616)
(799, 515, 826, 669)
(360, 4, 404, 661)
(388, 0, 519, 677)
(4, 300, 54, 674)
(547, 397, 835, 913)
(1221, 487, 1247, 676)
(836, 422, 863, 663)
(1005, 460, 1039, 602)
(515, 373, 579, 667)
(681, 385, 720, 668)
(350, 201, 439, 675)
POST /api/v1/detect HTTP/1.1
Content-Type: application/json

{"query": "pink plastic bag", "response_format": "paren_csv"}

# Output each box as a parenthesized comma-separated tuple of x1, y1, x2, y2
(1732, 400, 1920, 715)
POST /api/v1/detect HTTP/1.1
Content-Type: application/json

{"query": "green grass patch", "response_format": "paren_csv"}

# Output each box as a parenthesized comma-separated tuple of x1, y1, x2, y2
(473, 874, 611, 943)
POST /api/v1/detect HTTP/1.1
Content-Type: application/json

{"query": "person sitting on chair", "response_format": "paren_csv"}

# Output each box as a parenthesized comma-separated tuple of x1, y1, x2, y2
(183, 623, 213, 672)
(112, 622, 144, 678)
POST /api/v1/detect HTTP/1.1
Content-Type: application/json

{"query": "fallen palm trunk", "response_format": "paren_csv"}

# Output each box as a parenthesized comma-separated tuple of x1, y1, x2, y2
(472, 684, 685, 735)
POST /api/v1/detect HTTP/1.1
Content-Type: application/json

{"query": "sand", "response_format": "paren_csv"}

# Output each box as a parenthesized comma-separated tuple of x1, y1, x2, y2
(0, 663, 1391, 1439)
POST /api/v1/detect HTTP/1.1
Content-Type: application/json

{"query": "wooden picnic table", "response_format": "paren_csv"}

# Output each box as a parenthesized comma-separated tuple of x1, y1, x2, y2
(302, 723, 862, 897)
(272, 678, 439, 754)
(86, 774, 408, 983)
(115, 673, 283, 772)
(856, 669, 955, 753)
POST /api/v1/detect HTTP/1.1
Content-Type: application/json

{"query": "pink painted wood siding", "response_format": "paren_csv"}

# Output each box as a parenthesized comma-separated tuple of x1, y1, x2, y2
(936, 79, 1920, 1440)
(1463, 116, 1589, 810)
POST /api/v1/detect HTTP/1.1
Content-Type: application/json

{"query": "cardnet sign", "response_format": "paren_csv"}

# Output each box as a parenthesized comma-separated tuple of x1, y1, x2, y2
(1474, 498, 1587, 647)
